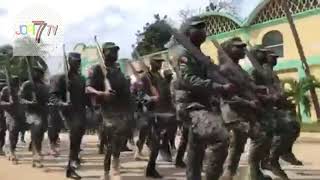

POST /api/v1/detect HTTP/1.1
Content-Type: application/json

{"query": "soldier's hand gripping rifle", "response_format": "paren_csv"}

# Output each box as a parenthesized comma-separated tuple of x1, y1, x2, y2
(94, 35, 113, 92)
(63, 44, 71, 104)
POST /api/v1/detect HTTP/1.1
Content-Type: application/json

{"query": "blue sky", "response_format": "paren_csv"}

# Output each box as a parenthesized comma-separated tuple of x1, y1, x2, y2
(0, 0, 261, 73)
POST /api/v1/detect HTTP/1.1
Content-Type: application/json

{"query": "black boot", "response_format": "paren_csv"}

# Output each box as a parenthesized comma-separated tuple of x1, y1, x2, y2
(98, 144, 104, 154)
(269, 161, 290, 180)
(281, 153, 303, 166)
(66, 166, 82, 179)
(146, 162, 162, 178)
(28, 142, 32, 152)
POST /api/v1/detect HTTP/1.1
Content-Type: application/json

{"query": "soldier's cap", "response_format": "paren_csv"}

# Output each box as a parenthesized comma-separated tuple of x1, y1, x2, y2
(137, 69, 144, 74)
(229, 37, 247, 47)
(150, 56, 165, 63)
(180, 16, 206, 33)
(11, 75, 19, 82)
(188, 16, 205, 26)
(269, 53, 279, 58)
(0, 44, 13, 54)
(163, 69, 173, 77)
(102, 42, 120, 50)
(68, 52, 81, 61)
(32, 66, 45, 74)
(251, 45, 269, 52)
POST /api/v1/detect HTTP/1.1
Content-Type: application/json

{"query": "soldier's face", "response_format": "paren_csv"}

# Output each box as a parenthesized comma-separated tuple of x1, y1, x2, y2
(256, 51, 267, 65)
(151, 61, 162, 71)
(33, 71, 44, 80)
(231, 44, 246, 60)
(267, 54, 278, 67)
(69, 60, 81, 72)
(104, 48, 119, 63)
(189, 28, 206, 47)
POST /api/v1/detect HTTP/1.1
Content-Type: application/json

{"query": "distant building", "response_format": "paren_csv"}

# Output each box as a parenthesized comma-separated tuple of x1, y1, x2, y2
(199, 0, 320, 122)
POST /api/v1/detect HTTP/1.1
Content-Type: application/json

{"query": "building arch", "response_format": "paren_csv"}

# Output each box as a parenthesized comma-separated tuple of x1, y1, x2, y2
(200, 12, 242, 36)
(246, 0, 320, 26)
(262, 30, 284, 57)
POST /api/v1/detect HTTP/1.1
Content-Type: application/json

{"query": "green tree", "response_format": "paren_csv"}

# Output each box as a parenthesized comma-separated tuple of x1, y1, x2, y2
(133, 14, 171, 57)
(0, 36, 48, 82)
(282, 76, 320, 121)
(206, 0, 238, 16)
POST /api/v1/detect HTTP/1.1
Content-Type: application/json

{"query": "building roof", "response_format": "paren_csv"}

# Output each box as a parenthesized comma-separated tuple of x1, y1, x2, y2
(200, 0, 320, 36)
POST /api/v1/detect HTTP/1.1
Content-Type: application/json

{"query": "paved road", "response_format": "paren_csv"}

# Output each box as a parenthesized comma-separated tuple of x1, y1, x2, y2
(0, 133, 320, 180)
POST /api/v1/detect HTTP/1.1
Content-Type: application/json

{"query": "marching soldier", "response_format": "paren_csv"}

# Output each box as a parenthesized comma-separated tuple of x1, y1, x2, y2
(174, 16, 234, 180)
(140, 56, 177, 177)
(251, 47, 301, 180)
(0, 76, 25, 163)
(218, 38, 273, 180)
(49, 52, 88, 179)
(19, 66, 49, 168)
(0, 45, 13, 156)
(0, 79, 6, 156)
(86, 42, 135, 180)
(266, 50, 302, 167)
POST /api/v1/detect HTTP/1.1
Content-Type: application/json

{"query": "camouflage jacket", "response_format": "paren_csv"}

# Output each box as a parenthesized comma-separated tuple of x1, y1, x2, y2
(87, 64, 135, 114)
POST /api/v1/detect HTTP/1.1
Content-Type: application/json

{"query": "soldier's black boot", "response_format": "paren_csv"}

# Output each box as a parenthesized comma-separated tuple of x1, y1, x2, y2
(146, 162, 162, 178)
(281, 153, 303, 166)
(66, 162, 82, 179)
(98, 144, 104, 155)
(175, 148, 186, 168)
(269, 161, 290, 180)
(28, 142, 32, 152)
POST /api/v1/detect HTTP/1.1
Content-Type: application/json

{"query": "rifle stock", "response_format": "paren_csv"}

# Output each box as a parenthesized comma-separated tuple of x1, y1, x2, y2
(93, 35, 112, 91)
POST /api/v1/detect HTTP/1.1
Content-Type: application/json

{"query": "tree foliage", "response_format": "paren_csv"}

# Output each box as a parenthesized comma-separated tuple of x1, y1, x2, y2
(132, 14, 171, 57)
(282, 76, 320, 121)
(0, 36, 48, 82)
(206, 0, 238, 16)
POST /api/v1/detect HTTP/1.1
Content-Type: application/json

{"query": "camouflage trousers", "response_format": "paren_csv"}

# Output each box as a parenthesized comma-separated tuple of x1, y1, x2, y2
(186, 107, 229, 180)
(0, 116, 6, 151)
(269, 110, 300, 165)
(6, 116, 25, 154)
(220, 103, 274, 179)
(26, 113, 48, 157)
(101, 112, 131, 173)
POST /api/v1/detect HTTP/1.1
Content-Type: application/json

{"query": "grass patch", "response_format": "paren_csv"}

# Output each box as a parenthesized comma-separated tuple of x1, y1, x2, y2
(301, 122, 320, 132)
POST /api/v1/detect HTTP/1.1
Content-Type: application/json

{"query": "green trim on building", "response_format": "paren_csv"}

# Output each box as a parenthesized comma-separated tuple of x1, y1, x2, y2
(248, 8, 320, 31)
(199, 11, 243, 26)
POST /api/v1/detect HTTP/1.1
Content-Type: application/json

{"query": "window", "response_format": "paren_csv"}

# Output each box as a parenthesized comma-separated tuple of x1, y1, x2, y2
(262, 30, 284, 57)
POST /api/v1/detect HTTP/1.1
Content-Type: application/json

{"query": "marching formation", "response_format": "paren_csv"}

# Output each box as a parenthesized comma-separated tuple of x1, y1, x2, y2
(0, 16, 303, 180)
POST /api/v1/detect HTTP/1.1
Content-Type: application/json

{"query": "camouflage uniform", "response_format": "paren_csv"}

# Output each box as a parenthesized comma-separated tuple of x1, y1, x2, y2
(0, 45, 13, 155)
(49, 52, 88, 179)
(136, 57, 176, 178)
(86, 42, 135, 179)
(252, 48, 301, 179)
(0, 80, 6, 155)
(19, 66, 49, 168)
(175, 43, 230, 180)
(0, 77, 25, 162)
(219, 39, 273, 180)
(171, 79, 190, 168)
